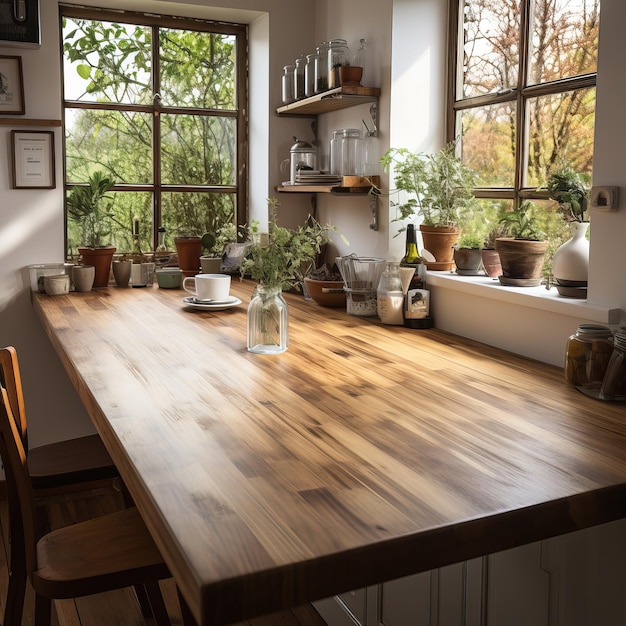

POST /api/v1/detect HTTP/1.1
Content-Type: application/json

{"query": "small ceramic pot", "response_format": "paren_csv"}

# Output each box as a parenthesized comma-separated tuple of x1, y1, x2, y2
(44, 274, 70, 296)
(112, 260, 132, 288)
(156, 268, 183, 289)
(72, 265, 95, 292)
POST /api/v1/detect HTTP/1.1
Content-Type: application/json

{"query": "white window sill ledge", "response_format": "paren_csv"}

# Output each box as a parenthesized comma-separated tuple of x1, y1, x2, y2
(427, 272, 621, 324)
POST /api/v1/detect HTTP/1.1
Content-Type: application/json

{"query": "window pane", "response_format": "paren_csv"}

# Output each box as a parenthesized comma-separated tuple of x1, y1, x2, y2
(460, 0, 521, 99)
(161, 192, 235, 243)
(528, 0, 600, 86)
(458, 103, 516, 187)
(160, 29, 237, 109)
(63, 18, 152, 105)
(65, 109, 153, 184)
(161, 114, 236, 186)
(526, 87, 595, 187)
(67, 191, 153, 255)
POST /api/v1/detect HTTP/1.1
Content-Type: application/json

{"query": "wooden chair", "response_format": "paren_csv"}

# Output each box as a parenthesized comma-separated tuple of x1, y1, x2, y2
(0, 365, 174, 625)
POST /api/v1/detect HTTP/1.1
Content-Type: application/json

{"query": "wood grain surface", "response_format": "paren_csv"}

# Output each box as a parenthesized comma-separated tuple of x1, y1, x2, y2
(32, 280, 626, 626)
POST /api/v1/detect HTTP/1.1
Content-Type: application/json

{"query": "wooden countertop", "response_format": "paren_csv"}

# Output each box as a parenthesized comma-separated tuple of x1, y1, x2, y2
(32, 280, 626, 625)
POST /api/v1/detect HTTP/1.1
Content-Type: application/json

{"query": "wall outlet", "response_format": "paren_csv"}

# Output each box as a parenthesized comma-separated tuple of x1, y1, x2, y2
(590, 186, 619, 211)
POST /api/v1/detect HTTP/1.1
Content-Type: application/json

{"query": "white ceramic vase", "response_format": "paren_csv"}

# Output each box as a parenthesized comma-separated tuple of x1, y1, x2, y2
(552, 222, 590, 286)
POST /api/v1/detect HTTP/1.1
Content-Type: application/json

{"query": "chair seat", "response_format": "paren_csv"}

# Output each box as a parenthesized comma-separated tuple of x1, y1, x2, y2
(28, 433, 118, 490)
(34, 507, 170, 599)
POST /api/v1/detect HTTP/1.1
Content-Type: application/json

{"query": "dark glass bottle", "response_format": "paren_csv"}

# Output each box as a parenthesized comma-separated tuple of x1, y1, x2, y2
(130, 216, 145, 264)
(400, 224, 425, 290)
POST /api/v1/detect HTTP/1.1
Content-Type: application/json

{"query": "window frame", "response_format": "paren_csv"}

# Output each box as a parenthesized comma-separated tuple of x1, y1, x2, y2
(60, 5, 248, 252)
(446, 0, 597, 206)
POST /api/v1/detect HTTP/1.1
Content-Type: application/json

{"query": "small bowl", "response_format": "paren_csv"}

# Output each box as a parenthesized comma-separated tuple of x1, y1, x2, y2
(44, 274, 70, 296)
(304, 278, 346, 307)
(156, 268, 183, 289)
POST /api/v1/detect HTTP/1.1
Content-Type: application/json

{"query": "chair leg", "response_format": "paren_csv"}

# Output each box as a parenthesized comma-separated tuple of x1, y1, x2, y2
(34, 593, 52, 626)
(177, 586, 199, 626)
(144, 580, 171, 626)
(3, 566, 26, 626)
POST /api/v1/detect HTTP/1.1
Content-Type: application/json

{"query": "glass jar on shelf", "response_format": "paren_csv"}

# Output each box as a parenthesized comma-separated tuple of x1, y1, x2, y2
(314, 42, 330, 93)
(305, 53, 317, 97)
(281, 64, 296, 104)
(327, 38, 350, 89)
(294, 55, 306, 100)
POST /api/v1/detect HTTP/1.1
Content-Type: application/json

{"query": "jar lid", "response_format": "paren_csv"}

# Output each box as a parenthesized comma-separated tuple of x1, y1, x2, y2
(576, 323, 613, 338)
(614, 328, 626, 350)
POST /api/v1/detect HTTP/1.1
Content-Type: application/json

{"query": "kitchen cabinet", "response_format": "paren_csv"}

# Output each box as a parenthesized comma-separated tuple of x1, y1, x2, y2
(314, 520, 626, 626)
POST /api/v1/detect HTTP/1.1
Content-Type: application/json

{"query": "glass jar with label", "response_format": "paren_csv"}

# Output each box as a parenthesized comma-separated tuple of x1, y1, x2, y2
(281, 65, 296, 104)
(327, 39, 350, 89)
(377, 262, 404, 325)
(564, 324, 614, 388)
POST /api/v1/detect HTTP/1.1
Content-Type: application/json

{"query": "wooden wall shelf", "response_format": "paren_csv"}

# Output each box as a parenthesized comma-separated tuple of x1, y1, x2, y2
(276, 86, 380, 116)
(0, 119, 62, 127)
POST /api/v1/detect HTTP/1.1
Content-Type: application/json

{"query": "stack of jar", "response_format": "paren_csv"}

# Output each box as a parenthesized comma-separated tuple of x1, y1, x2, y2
(281, 38, 353, 105)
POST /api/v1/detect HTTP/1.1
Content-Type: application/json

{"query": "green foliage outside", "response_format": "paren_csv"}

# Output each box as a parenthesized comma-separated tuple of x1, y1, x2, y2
(62, 16, 240, 256)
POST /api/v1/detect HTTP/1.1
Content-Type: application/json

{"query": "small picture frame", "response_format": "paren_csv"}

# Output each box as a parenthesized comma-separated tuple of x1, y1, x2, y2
(0, 56, 25, 115)
(11, 131, 55, 189)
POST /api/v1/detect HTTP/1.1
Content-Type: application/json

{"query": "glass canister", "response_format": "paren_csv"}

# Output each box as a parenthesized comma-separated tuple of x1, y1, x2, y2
(247, 285, 289, 354)
(327, 38, 350, 89)
(281, 65, 296, 104)
(294, 55, 306, 100)
(305, 53, 317, 97)
(564, 324, 614, 388)
(600, 329, 626, 401)
(333, 128, 362, 176)
(314, 42, 330, 93)
(377, 262, 404, 326)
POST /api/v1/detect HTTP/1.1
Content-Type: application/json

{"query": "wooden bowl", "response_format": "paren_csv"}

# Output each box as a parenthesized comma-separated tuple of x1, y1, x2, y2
(339, 65, 363, 86)
(304, 278, 346, 307)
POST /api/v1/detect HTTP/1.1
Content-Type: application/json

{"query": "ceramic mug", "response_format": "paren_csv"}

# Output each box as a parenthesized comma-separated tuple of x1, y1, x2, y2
(183, 273, 231, 301)
(156, 268, 183, 289)
(130, 263, 146, 287)
(72, 265, 95, 292)
(112, 260, 132, 288)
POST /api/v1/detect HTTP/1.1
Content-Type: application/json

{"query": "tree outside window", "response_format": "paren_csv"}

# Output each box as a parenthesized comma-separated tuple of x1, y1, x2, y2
(62, 8, 247, 256)
(449, 0, 599, 233)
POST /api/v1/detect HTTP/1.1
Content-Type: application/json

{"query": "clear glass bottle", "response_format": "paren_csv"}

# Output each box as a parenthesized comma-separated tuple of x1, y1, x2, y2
(564, 324, 614, 388)
(281, 64, 296, 104)
(599, 328, 626, 400)
(247, 285, 289, 354)
(327, 39, 350, 89)
(353, 38, 369, 85)
(314, 42, 330, 93)
(377, 262, 404, 325)
(294, 55, 306, 100)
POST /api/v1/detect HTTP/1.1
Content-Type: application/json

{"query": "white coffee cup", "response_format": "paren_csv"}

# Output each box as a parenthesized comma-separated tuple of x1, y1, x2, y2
(183, 273, 231, 301)
(72, 265, 95, 292)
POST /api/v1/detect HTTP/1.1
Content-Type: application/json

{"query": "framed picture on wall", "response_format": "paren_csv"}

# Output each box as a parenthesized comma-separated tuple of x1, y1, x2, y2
(0, 56, 25, 115)
(10, 131, 55, 189)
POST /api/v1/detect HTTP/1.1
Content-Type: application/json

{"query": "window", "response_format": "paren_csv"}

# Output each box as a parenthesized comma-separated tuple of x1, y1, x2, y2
(61, 7, 248, 256)
(448, 0, 599, 207)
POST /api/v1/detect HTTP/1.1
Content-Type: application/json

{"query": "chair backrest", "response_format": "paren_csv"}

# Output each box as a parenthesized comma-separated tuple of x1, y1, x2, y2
(0, 346, 29, 451)
(0, 362, 39, 580)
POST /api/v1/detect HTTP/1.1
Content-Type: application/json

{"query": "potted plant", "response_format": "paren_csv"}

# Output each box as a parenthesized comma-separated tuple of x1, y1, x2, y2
(495, 200, 548, 286)
(380, 141, 478, 270)
(454, 210, 491, 275)
(200, 223, 237, 274)
(546, 165, 591, 294)
(240, 198, 339, 354)
(66, 170, 117, 288)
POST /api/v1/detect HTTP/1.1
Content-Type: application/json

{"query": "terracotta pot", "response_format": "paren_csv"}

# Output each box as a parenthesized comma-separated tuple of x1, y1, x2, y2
(419, 225, 459, 271)
(453, 248, 483, 275)
(174, 237, 202, 277)
(494, 238, 548, 287)
(481, 249, 503, 278)
(77, 246, 116, 288)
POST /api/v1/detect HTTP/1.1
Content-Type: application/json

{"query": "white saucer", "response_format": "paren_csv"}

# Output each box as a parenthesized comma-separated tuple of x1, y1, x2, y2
(183, 296, 241, 311)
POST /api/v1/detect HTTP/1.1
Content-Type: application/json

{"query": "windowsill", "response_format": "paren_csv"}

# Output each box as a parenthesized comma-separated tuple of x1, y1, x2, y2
(427, 272, 621, 324)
